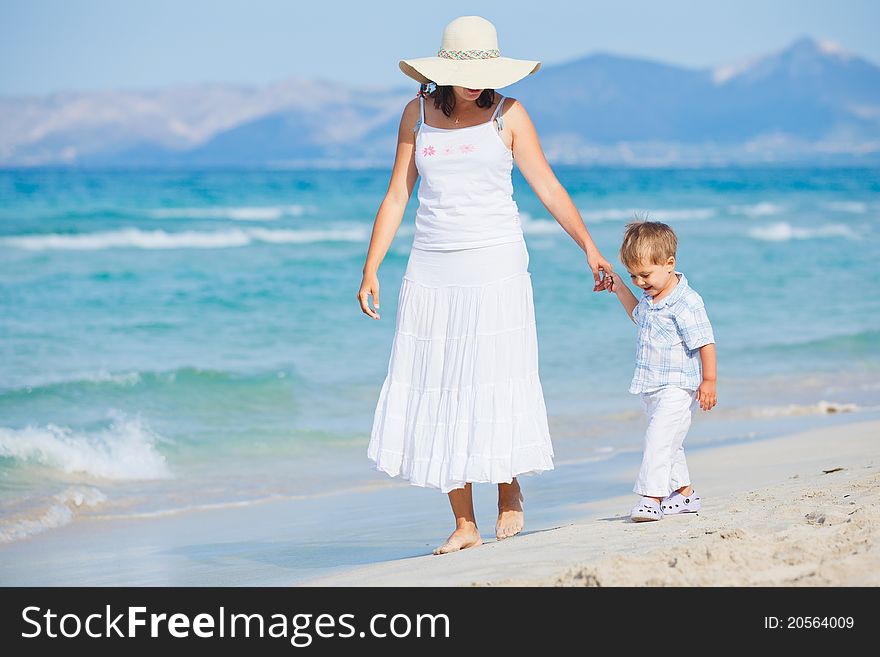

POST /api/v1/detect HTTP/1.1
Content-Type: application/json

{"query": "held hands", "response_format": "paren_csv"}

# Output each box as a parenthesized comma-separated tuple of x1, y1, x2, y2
(602, 271, 622, 294)
(358, 272, 380, 320)
(586, 249, 614, 292)
(697, 379, 717, 411)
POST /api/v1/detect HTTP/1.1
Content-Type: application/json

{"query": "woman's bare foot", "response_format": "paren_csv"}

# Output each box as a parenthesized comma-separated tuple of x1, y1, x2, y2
(496, 479, 524, 540)
(433, 521, 483, 555)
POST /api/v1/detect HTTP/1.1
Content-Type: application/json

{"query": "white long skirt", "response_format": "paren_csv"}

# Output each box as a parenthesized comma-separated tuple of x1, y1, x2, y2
(368, 238, 554, 493)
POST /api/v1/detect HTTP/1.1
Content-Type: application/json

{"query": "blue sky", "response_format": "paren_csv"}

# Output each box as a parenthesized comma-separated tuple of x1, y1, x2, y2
(1, 0, 878, 95)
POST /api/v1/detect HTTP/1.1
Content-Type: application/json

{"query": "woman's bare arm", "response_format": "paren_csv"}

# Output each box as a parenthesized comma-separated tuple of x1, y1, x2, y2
(358, 98, 421, 319)
(503, 98, 613, 289)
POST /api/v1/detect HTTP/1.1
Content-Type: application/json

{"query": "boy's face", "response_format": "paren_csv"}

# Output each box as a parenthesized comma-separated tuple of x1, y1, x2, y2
(627, 257, 676, 298)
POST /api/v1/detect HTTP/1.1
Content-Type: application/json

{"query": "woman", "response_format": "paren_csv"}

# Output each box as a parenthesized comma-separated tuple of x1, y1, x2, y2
(358, 16, 612, 554)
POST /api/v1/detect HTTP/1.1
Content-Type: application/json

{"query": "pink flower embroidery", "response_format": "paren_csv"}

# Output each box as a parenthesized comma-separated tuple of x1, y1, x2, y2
(423, 145, 436, 156)
(460, 144, 476, 154)
(443, 146, 455, 155)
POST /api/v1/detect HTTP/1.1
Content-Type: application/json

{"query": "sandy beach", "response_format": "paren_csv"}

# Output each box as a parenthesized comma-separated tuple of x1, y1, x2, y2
(1, 415, 876, 586)
(304, 418, 879, 586)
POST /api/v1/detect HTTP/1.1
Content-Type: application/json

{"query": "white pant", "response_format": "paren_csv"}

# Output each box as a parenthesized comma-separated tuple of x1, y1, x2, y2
(633, 386, 697, 497)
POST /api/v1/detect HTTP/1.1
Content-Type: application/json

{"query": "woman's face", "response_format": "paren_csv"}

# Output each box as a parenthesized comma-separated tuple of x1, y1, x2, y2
(451, 86, 484, 103)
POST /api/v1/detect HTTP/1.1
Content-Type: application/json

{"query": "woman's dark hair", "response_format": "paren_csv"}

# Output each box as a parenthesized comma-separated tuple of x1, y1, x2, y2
(419, 83, 496, 116)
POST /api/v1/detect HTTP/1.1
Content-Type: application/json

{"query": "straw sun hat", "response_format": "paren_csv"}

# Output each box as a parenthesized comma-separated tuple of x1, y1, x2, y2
(399, 15, 541, 90)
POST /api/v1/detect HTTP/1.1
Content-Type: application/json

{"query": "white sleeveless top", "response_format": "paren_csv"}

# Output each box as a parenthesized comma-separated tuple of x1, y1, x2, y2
(411, 94, 524, 250)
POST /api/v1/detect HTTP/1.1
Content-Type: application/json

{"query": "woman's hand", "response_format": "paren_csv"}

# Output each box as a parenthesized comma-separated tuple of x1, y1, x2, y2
(358, 271, 381, 320)
(585, 249, 614, 292)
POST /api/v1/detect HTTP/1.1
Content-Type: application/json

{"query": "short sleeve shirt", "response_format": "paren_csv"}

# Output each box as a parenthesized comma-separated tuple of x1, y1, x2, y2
(630, 272, 715, 394)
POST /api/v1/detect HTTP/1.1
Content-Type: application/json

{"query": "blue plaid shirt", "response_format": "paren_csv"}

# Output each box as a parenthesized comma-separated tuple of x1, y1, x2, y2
(629, 272, 715, 394)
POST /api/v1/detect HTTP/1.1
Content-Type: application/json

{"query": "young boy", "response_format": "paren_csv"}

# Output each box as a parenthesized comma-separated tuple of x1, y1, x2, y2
(604, 220, 717, 522)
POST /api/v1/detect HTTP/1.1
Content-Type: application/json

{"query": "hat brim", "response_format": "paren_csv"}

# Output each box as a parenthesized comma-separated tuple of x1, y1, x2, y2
(399, 56, 541, 89)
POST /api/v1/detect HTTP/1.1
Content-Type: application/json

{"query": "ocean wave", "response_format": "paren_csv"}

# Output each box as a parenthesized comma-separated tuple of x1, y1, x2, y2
(79, 369, 142, 386)
(147, 204, 311, 220)
(87, 494, 288, 521)
(825, 201, 867, 214)
(759, 329, 880, 356)
(0, 486, 107, 544)
(519, 213, 560, 235)
(0, 415, 173, 481)
(728, 202, 784, 217)
(651, 208, 717, 221)
(2, 369, 144, 392)
(1, 369, 145, 396)
(580, 208, 633, 221)
(747, 400, 859, 418)
(748, 222, 859, 241)
(1, 366, 302, 400)
(84, 480, 403, 522)
(580, 207, 717, 222)
(1, 226, 370, 251)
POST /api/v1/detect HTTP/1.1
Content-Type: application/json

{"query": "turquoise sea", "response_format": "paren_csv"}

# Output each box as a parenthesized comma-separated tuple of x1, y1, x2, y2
(1, 166, 879, 562)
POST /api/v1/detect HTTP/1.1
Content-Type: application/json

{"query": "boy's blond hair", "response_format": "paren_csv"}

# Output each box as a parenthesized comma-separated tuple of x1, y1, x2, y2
(619, 218, 678, 270)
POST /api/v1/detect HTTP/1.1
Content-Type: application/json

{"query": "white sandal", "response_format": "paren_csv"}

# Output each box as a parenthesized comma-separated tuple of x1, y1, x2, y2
(661, 490, 702, 514)
(630, 497, 663, 522)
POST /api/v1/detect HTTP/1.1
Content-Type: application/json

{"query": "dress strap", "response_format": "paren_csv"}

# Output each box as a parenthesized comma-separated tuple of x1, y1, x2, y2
(413, 95, 425, 134)
(491, 95, 506, 132)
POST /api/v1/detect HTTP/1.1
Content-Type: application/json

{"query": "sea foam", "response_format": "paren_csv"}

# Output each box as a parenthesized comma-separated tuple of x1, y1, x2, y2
(728, 202, 784, 217)
(519, 212, 560, 235)
(825, 201, 867, 214)
(580, 207, 717, 222)
(0, 486, 107, 544)
(147, 204, 310, 220)
(748, 222, 858, 241)
(0, 415, 173, 480)
(748, 400, 859, 417)
(1, 226, 369, 251)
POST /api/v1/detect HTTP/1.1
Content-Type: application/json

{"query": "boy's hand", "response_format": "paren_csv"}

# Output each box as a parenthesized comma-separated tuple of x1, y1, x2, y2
(604, 271, 620, 294)
(697, 379, 717, 411)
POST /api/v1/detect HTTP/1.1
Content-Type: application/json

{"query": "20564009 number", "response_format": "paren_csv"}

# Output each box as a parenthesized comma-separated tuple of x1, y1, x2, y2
(764, 617, 854, 629)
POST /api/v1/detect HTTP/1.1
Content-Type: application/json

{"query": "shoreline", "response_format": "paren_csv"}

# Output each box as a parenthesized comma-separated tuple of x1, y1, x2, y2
(0, 415, 876, 586)
(2, 397, 869, 546)
(301, 418, 879, 586)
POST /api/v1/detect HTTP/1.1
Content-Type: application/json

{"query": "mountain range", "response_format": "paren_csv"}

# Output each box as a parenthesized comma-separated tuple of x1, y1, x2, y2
(2, 37, 878, 168)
